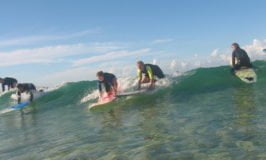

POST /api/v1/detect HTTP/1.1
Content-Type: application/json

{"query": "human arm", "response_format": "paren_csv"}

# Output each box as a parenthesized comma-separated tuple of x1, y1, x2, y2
(137, 69, 142, 90)
(98, 82, 103, 98)
(232, 51, 236, 68)
(17, 91, 21, 104)
(112, 78, 118, 96)
(29, 91, 34, 102)
(146, 66, 155, 89)
(2, 83, 5, 92)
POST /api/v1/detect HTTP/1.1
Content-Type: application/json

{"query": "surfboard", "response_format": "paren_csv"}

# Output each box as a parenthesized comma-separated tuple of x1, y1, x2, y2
(0, 101, 30, 114)
(235, 68, 257, 83)
(89, 96, 116, 109)
(11, 91, 46, 102)
(89, 89, 148, 109)
(116, 89, 148, 97)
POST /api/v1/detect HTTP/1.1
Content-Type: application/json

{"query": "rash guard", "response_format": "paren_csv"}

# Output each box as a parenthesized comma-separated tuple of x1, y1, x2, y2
(98, 73, 116, 92)
(138, 64, 165, 80)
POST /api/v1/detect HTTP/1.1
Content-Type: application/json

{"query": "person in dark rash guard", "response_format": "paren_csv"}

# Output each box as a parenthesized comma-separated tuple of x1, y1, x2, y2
(231, 43, 252, 71)
(96, 71, 118, 98)
(0, 77, 17, 92)
(17, 83, 36, 104)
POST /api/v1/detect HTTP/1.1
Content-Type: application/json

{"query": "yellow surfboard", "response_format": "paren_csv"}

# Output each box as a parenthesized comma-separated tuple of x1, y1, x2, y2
(235, 68, 257, 83)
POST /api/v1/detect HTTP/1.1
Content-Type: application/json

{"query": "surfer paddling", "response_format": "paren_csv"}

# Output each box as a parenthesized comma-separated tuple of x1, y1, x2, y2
(16, 83, 37, 104)
(137, 61, 165, 90)
(231, 43, 252, 71)
(0, 77, 18, 92)
(96, 71, 118, 100)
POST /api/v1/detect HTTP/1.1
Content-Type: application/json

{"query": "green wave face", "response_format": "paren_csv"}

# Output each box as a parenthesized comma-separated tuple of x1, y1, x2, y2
(1, 61, 266, 160)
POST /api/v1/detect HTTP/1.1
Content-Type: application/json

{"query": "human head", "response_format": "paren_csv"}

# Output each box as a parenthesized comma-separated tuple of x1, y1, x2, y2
(96, 71, 104, 81)
(137, 61, 145, 71)
(231, 43, 240, 50)
(17, 83, 24, 92)
(11, 82, 17, 88)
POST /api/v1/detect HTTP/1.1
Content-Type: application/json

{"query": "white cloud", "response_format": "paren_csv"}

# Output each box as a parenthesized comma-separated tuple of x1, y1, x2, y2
(244, 39, 266, 58)
(39, 67, 96, 86)
(0, 29, 100, 47)
(210, 49, 219, 57)
(152, 38, 174, 44)
(72, 48, 151, 66)
(0, 42, 122, 67)
(38, 62, 138, 86)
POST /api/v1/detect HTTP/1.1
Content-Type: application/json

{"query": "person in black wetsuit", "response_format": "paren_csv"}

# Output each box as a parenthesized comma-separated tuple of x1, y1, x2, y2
(17, 83, 36, 103)
(0, 77, 17, 92)
(137, 61, 165, 90)
(96, 71, 118, 98)
(231, 43, 252, 71)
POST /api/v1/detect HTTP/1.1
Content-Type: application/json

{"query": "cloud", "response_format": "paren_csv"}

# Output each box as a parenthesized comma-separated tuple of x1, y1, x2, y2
(0, 42, 122, 67)
(38, 62, 138, 86)
(244, 39, 266, 58)
(39, 67, 96, 86)
(0, 29, 101, 47)
(72, 48, 151, 66)
(152, 38, 174, 44)
(210, 49, 219, 57)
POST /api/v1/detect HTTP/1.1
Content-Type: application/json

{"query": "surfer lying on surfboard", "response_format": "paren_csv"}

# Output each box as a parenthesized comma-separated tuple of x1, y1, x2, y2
(137, 61, 165, 90)
(17, 83, 37, 104)
(231, 43, 253, 71)
(97, 71, 118, 101)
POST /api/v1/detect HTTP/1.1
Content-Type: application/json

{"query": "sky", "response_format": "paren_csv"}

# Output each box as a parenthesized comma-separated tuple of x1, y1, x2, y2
(0, 0, 266, 86)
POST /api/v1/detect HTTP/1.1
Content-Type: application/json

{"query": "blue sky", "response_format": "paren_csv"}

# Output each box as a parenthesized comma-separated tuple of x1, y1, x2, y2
(0, 0, 265, 86)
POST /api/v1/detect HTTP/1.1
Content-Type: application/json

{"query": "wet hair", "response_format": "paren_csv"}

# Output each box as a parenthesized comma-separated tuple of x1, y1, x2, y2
(96, 71, 104, 77)
(17, 84, 23, 89)
(232, 43, 240, 48)
(137, 61, 144, 66)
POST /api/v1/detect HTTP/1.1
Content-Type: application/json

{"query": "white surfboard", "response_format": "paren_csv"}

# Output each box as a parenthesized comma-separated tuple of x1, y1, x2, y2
(89, 89, 148, 109)
(116, 89, 148, 97)
(11, 91, 46, 102)
(235, 68, 257, 83)
(89, 96, 117, 109)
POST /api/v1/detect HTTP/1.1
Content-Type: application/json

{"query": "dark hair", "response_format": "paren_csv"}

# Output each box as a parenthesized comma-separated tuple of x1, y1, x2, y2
(17, 83, 23, 89)
(137, 61, 144, 65)
(232, 43, 240, 48)
(96, 71, 104, 77)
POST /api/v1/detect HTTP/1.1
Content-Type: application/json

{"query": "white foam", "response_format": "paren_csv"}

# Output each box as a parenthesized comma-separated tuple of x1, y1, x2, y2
(80, 75, 174, 103)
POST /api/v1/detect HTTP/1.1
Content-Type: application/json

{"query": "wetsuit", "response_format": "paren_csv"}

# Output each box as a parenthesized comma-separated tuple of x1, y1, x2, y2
(138, 64, 165, 81)
(98, 73, 117, 93)
(232, 47, 252, 70)
(2, 77, 17, 92)
(17, 83, 36, 103)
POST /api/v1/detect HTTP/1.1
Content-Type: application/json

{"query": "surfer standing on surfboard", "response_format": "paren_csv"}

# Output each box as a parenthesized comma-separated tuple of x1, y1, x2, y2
(137, 61, 165, 90)
(96, 71, 118, 100)
(231, 43, 252, 71)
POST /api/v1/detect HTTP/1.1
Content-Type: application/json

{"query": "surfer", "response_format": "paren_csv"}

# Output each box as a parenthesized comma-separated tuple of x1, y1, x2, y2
(97, 71, 118, 98)
(231, 43, 252, 71)
(137, 61, 165, 90)
(16, 83, 37, 103)
(0, 77, 18, 92)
